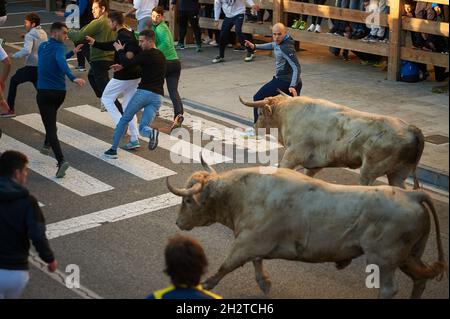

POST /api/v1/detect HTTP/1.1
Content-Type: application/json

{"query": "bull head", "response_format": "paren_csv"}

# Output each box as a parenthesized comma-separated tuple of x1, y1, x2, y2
(239, 96, 273, 116)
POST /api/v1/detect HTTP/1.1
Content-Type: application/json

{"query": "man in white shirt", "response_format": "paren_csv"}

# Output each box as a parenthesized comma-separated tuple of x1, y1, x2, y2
(124, 0, 159, 32)
(0, 44, 11, 114)
(212, 0, 258, 63)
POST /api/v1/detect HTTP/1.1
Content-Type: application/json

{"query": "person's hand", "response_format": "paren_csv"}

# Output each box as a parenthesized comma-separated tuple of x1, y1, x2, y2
(214, 20, 220, 28)
(113, 40, 124, 51)
(85, 35, 95, 45)
(434, 5, 442, 15)
(0, 99, 10, 113)
(288, 87, 298, 96)
(73, 43, 84, 53)
(244, 40, 255, 50)
(73, 78, 86, 86)
(109, 64, 123, 72)
(0, 80, 5, 91)
(251, 4, 260, 12)
(47, 260, 58, 273)
(55, 11, 65, 17)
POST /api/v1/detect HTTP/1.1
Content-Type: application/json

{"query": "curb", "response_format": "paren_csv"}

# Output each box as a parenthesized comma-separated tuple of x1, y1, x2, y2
(176, 97, 449, 192)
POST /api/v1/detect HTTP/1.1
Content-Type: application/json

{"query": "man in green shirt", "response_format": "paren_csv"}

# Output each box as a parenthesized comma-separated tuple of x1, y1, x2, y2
(68, 0, 120, 111)
(151, 6, 184, 131)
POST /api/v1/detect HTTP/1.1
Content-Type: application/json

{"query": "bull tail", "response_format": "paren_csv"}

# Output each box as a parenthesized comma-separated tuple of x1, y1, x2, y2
(412, 192, 448, 280)
(410, 126, 425, 190)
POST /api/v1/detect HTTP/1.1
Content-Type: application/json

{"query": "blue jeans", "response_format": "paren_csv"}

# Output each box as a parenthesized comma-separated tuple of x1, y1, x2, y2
(112, 89, 161, 150)
(219, 14, 252, 58)
(350, 0, 365, 31)
(253, 76, 302, 123)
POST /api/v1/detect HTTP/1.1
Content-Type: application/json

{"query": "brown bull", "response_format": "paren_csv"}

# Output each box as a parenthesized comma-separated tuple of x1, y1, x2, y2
(240, 95, 425, 189)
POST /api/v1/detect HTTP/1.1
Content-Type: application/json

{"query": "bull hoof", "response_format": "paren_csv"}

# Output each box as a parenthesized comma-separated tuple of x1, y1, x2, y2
(257, 278, 272, 295)
(335, 259, 352, 270)
(202, 278, 218, 290)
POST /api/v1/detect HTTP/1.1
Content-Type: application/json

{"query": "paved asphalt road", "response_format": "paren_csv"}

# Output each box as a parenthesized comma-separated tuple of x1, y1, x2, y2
(0, 1, 448, 299)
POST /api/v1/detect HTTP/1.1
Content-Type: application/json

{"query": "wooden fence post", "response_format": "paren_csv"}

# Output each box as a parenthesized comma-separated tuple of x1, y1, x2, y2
(273, 0, 283, 24)
(388, 0, 403, 81)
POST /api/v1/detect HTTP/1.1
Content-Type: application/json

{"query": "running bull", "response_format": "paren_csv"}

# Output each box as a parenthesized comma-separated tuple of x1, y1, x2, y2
(167, 159, 446, 298)
(239, 95, 425, 189)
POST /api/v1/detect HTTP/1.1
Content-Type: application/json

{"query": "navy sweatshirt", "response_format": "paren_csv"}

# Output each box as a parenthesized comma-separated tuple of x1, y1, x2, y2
(37, 38, 77, 91)
(0, 177, 55, 270)
(171, 0, 200, 12)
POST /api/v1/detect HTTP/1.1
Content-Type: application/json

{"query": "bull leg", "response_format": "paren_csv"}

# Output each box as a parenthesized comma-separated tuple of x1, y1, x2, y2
(305, 168, 322, 178)
(359, 163, 379, 186)
(279, 148, 301, 170)
(387, 168, 410, 189)
(253, 258, 272, 295)
(378, 266, 398, 299)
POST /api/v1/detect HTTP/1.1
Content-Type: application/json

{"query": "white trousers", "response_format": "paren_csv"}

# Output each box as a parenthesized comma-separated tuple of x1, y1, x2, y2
(0, 269, 29, 299)
(101, 78, 141, 142)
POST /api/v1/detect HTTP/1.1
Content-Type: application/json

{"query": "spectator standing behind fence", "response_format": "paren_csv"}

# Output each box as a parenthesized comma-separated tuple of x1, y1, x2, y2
(171, 0, 203, 52)
(289, 0, 308, 30)
(123, 0, 159, 33)
(201, 3, 219, 46)
(0, 151, 57, 299)
(328, 0, 349, 36)
(362, 0, 387, 43)
(146, 235, 222, 299)
(306, 0, 326, 33)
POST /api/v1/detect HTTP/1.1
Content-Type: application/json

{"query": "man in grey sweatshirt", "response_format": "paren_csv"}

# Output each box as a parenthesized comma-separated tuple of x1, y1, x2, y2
(2, 13, 47, 117)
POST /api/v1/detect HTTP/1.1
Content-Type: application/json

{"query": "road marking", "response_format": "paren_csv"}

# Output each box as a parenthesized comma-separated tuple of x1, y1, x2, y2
(14, 113, 176, 181)
(158, 103, 281, 153)
(28, 253, 102, 299)
(0, 134, 114, 196)
(65, 105, 233, 164)
(0, 22, 52, 29)
(46, 192, 180, 239)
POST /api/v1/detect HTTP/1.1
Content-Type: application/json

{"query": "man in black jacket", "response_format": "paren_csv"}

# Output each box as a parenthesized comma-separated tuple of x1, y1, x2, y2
(0, 151, 57, 299)
(86, 11, 143, 150)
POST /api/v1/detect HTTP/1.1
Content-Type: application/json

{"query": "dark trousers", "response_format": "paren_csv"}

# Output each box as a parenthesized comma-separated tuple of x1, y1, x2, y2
(88, 60, 122, 112)
(253, 76, 302, 123)
(7, 66, 37, 111)
(311, 0, 326, 25)
(76, 40, 90, 68)
(178, 10, 202, 45)
(219, 14, 252, 58)
(166, 59, 183, 118)
(36, 89, 66, 164)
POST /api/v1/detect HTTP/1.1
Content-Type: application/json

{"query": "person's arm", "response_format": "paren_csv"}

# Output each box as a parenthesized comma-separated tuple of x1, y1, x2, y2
(214, 0, 221, 21)
(255, 42, 275, 50)
(280, 44, 301, 90)
(0, 54, 11, 90)
(93, 40, 116, 51)
(56, 45, 77, 82)
(26, 196, 55, 266)
(117, 48, 143, 68)
(68, 18, 100, 43)
(12, 33, 33, 59)
(124, 0, 138, 17)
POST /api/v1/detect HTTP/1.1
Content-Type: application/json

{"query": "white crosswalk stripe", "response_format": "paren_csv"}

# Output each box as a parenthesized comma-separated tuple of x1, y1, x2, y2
(65, 105, 233, 164)
(0, 134, 114, 196)
(14, 113, 176, 181)
(46, 192, 180, 239)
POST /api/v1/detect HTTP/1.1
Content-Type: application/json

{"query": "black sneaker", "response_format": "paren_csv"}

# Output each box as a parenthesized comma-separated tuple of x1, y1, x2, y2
(169, 114, 184, 132)
(328, 27, 338, 34)
(104, 148, 118, 159)
(334, 30, 344, 37)
(148, 129, 159, 150)
(40, 144, 51, 155)
(56, 161, 69, 178)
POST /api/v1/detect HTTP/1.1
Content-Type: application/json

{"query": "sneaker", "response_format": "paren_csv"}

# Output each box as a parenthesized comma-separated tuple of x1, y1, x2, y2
(362, 35, 375, 42)
(0, 110, 16, 118)
(327, 27, 338, 34)
(100, 104, 107, 112)
(307, 24, 315, 32)
(212, 56, 224, 63)
(104, 148, 118, 159)
(196, 44, 202, 52)
(202, 36, 211, 44)
(227, 43, 233, 48)
(56, 161, 69, 178)
(378, 37, 389, 43)
(169, 114, 184, 132)
(121, 140, 141, 150)
(314, 24, 321, 33)
(148, 129, 159, 150)
(75, 66, 86, 72)
(40, 144, 51, 155)
(354, 30, 367, 39)
(291, 20, 301, 29)
(175, 43, 185, 50)
(156, 111, 160, 116)
(244, 52, 254, 62)
(209, 40, 218, 46)
(368, 35, 380, 43)
(334, 30, 344, 37)
(234, 46, 245, 52)
(298, 21, 307, 30)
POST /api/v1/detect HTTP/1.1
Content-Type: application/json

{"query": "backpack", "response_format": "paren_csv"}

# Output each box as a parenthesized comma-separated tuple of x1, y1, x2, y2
(400, 60, 423, 83)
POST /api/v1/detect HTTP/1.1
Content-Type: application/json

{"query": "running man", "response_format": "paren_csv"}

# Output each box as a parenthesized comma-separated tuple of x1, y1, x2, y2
(85, 11, 142, 150)
(244, 23, 302, 135)
(0, 43, 11, 114)
(104, 29, 165, 158)
(37, 22, 86, 178)
(3, 13, 47, 118)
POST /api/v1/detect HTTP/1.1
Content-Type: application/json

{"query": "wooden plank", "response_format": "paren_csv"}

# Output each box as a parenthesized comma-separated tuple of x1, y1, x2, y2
(288, 28, 389, 56)
(401, 47, 449, 68)
(402, 17, 449, 37)
(413, 0, 449, 5)
(109, 1, 133, 12)
(273, 0, 283, 23)
(388, 0, 402, 81)
(199, 17, 272, 35)
(282, 1, 389, 27)
(199, 0, 274, 10)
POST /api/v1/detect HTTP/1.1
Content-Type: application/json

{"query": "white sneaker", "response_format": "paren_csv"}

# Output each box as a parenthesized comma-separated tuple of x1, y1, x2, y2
(314, 24, 321, 33)
(209, 40, 218, 46)
(307, 24, 315, 32)
(202, 36, 211, 44)
(241, 127, 256, 138)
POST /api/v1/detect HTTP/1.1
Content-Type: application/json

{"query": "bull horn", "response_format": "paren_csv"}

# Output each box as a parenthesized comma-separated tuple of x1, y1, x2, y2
(200, 152, 217, 174)
(277, 89, 291, 98)
(239, 96, 268, 108)
(166, 177, 203, 197)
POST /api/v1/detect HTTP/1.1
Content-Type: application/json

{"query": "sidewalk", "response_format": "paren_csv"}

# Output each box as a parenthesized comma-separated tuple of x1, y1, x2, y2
(176, 43, 449, 189)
